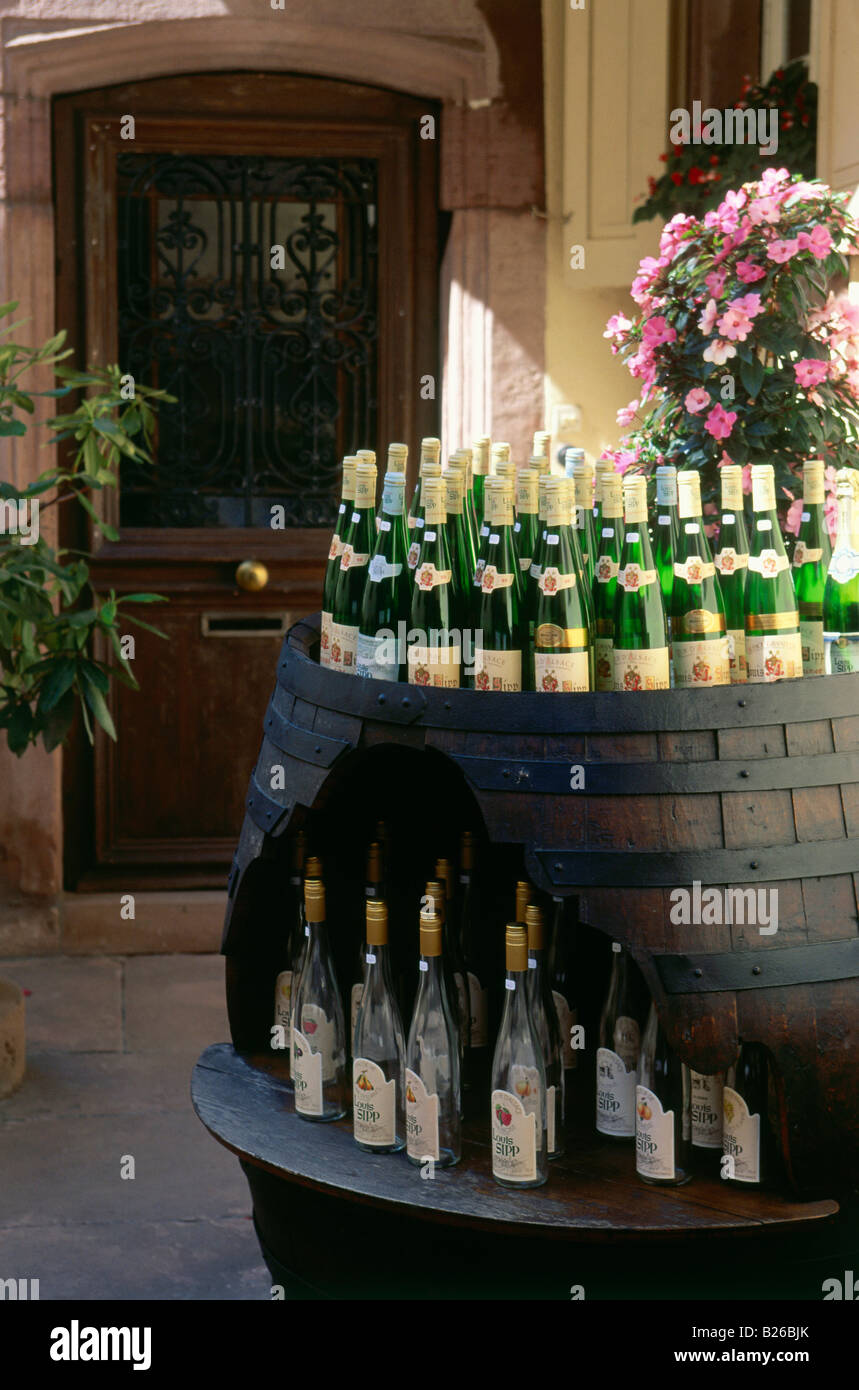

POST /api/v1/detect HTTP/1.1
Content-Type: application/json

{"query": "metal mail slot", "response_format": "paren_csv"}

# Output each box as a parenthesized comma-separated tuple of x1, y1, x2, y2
(201, 612, 291, 638)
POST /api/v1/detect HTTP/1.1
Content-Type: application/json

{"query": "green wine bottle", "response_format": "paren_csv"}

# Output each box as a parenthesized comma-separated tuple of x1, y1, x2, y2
(564, 476, 595, 642)
(330, 457, 377, 675)
(714, 464, 750, 684)
(408, 474, 462, 687)
(569, 451, 596, 586)
(532, 429, 552, 461)
(514, 468, 539, 577)
(442, 464, 477, 600)
(594, 458, 624, 547)
(745, 464, 803, 683)
(613, 474, 670, 691)
(530, 477, 591, 692)
(654, 464, 680, 620)
(671, 470, 730, 688)
(793, 459, 833, 677)
(406, 459, 442, 576)
(357, 464, 410, 682)
(474, 477, 527, 691)
(451, 448, 479, 561)
(823, 468, 859, 674)
(471, 437, 491, 533)
(592, 473, 624, 691)
(407, 439, 436, 531)
(320, 457, 357, 668)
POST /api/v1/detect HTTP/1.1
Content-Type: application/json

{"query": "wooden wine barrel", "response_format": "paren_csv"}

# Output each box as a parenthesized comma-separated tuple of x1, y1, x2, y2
(218, 613, 858, 1198)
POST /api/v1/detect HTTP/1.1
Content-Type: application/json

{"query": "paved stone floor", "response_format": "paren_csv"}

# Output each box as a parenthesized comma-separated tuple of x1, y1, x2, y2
(0, 955, 270, 1300)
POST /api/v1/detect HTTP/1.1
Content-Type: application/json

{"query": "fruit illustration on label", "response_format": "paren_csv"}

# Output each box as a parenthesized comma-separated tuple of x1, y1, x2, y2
(417, 564, 434, 589)
(762, 552, 777, 576)
(356, 1070, 373, 1092)
(341, 545, 354, 569)
(623, 667, 643, 691)
(483, 568, 496, 591)
(406, 1083, 417, 1104)
(541, 569, 558, 594)
(407, 542, 420, 568)
(764, 653, 784, 678)
(413, 663, 430, 686)
(687, 560, 702, 583)
(330, 641, 341, 665)
(320, 628, 329, 651)
(294, 1041, 303, 1059)
(514, 1077, 532, 1098)
(328, 538, 339, 560)
(718, 551, 735, 573)
(623, 565, 640, 590)
(692, 658, 711, 683)
(495, 1103, 512, 1127)
(303, 1019, 318, 1035)
(723, 1096, 734, 1123)
(637, 1098, 652, 1120)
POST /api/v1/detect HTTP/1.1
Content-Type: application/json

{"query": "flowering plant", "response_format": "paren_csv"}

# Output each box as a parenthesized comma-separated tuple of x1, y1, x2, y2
(603, 169, 859, 531)
(634, 61, 816, 223)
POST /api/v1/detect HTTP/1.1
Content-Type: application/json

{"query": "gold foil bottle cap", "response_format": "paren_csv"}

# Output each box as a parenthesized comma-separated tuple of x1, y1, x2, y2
(365, 897, 388, 945)
(304, 878, 325, 922)
(460, 829, 475, 870)
(355, 449, 376, 464)
(366, 841, 382, 886)
(525, 902, 545, 950)
(532, 430, 552, 455)
(677, 469, 703, 520)
(425, 879, 445, 920)
(305, 855, 323, 879)
(491, 442, 511, 466)
(515, 880, 531, 924)
(505, 923, 528, 972)
(342, 457, 358, 499)
(435, 858, 455, 900)
(419, 908, 443, 956)
(420, 437, 441, 464)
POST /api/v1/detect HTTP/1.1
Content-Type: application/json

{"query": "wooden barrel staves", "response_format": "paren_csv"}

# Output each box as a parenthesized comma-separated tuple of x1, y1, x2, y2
(222, 614, 859, 1196)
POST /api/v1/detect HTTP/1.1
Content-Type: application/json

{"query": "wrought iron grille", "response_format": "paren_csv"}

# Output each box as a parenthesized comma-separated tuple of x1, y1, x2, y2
(116, 154, 379, 528)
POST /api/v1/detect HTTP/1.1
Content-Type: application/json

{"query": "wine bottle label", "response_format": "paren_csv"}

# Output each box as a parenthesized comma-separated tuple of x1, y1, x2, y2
(553, 992, 577, 1070)
(825, 632, 859, 673)
(537, 566, 576, 595)
(382, 480, 405, 515)
(674, 607, 725, 636)
(292, 1026, 325, 1115)
(534, 651, 590, 692)
(800, 619, 826, 676)
(481, 565, 515, 593)
(547, 1084, 557, 1154)
(405, 1067, 440, 1161)
(618, 563, 658, 591)
(492, 1085, 538, 1182)
(406, 539, 422, 570)
(656, 471, 678, 506)
(596, 1046, 637, 1136)
(672, 637, 731, 687)
(415, 561, 452, 590)
(635, 1084, 676, 1180)
(353, 1058, 396, 1147)
(319, 611, 332, 668)
(473, 557, 487, 587)
(674, 556, 715, 583)
(746, 631, 803, 683)
(350, 982, 363, 1045)
(368, 554, 403, 583)
(828, 545, 859, 583)
(468, 972, 489, 1047)
(690, 1070, 724, 1150)
(594, 636, 614, 690)
(727, 629, 748, 684)
(518, 554, 532, 572)
(595, 554, 619, 583)
(297, 1003, 338, 1081)
(792, 542, 823, 568)
(356, 632, 399, 683)
(722, 1085, 760, 1181)
(339, 544, 370, 572)
(327, 620, 359, 673)
(408, 645, 461, 688)
(473, 648, 522, 691)
(721, 475, 744, 511)
(612, 648, 670, 691)
(274, 970, 293, 1034)
(714, 547, 748, 575)
(328, 535, 343, 561)
(747, 548, 788, 575)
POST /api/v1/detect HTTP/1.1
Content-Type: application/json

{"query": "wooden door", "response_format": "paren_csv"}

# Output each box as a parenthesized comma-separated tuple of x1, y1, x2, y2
(55, 74, 439, 888)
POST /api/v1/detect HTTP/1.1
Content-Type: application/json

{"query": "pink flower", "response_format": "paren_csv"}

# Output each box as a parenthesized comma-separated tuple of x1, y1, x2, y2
(702, 339, 737, 365)
(616, 398, 639, 427)
(705, 267, 727, 296)
(723, 189, 748, 211)
(604, 313, 632, 338)
(759, 167, 790, 189)
(741, 464, 752, 495)
(748, 196, 782, 226)
(793, 357, 829, 388)
(684, 387, 711, 414)
(766, 238, 800, 263)
(785, 496, 804, 537)
(717, 306, 755, 342)
(796, 225, 833, 259)
(642, 314, 677, 347)
(731, 292, 763, 317)
(698, 298, 719, 335)
(736, 258, 766, 283)
(704, 404, 737, 440)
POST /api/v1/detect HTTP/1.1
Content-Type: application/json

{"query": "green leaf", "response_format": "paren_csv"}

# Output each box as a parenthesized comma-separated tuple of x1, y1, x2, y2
(739, 356, 764, 398)
(0, 419, 27, 437)
(121, 612, 169, 639)
(38, 659, 77, 712)
(120, 593, 169, 605)
(41, 689, 76, 752)
(82, 682, 117, 740)
(79, 659, 109, 695)
(7, 702, 33, 755)
(75, 491, 119, 541)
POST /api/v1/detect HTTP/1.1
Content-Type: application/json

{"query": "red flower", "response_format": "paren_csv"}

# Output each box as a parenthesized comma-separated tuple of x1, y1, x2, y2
(688, 166, 706, 185)
(659, 152, 669, 162)
(671, 172, 684, 186)
(709, 154, 720, 166)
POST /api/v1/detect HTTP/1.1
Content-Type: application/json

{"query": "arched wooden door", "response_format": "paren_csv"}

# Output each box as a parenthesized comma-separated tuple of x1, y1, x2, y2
(55, 73, 439, 888)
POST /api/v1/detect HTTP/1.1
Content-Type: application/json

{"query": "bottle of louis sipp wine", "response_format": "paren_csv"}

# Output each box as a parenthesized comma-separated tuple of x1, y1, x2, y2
(529, 477, 591, 692)
(357, 464, 410, 682)
(289, 853, 322, 1075)
(473, 477, 528, 691)
(292, 877, 348, 1122)
(823, 468, 859, 673)
(722, 1042, 771, 1187)
(457, 831, 491, 1089)
(690, 1069, 724, 1172)
(350, 840, 384, 1053)
(593, 458, 624, 547)
(635, 1002, 692, 1187)
(406, 459, 442, 574)
(793, 458, 833, 677)
(320, 457, 357, 668)
(273, 829, 306, 1084)
(448, 452, 479, 569)
(330, 456, 377, 675)
(714, 464, 750, 683)
(671, 470, 730, 688)
(353, 899, 407, 1153)
(424, 878, 465, 1085)
(568, 451, 596, 586)
(525, 903, 565, 1159)
(442, 465, 477, 601)
(514, 468, 540, 577)
(596, 941, 644, 1140)
(592, 472, 624, 692)
(471, 436, 491, 533)
(407, 439, 438, 532)
(491, 924, 548, 1189)
(408, 475, 462, 688)
(613, 474, 670, 691)
(547, 895, 578, 1074)
(434, 857, 471, 1057)
(405, 906, 461, 1167)
(745, 463, 803, 683)
(653, 464, 680, 620)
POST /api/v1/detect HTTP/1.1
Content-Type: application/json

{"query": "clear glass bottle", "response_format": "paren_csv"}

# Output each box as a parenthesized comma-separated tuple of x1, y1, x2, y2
(424, 878, 465, 1084)
(491, 923, 548, 1188)
(289, 853, 322, 1075)
(596, 941, 644, 1139)
(525, 903, 564, 1159)
(823, 469, 859, 674)
(434, 857, 470, 1050)
(292, 877, 348, 1122)
(613, 474, 670, 690)
(714, 464, 750, 683)
(745, 463, 803, 682)
(350, 840, 383, 1054)
(353, 899, 406, 1152)
(690, 1069, 724, 1172)
(273, 829, 306, 1084)
(405, 906, 461, 1167)
(320, 457, 357, 668)
(635, 1002, 692, 1186)
(671, 470, 730, 688)
(793, 459, 833, 677)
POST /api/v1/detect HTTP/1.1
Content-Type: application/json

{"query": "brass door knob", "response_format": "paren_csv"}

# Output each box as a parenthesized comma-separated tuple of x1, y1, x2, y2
(235, 560, 269, 592)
